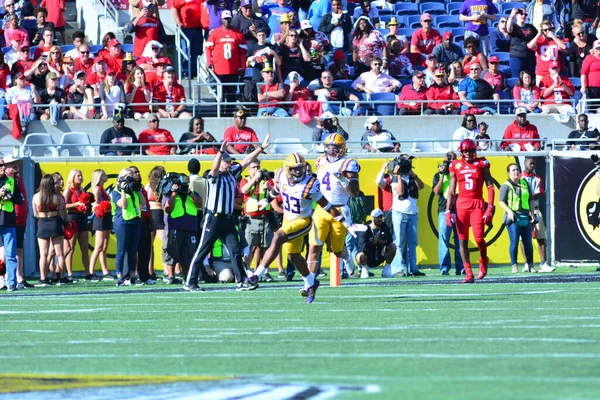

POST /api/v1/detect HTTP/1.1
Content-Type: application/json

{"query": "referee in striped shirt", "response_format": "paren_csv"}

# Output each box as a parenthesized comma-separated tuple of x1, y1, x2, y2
(184, 133, 271, 292)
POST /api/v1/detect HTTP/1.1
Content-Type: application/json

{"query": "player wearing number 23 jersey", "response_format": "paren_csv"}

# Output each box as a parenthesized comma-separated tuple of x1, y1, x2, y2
(205, 19, 247, 75)
(446, 139, 495, 283)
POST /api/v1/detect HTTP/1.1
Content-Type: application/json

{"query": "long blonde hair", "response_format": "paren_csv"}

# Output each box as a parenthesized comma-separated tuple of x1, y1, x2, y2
(91, 169, 106, 189)
(65, 169, 83, 189)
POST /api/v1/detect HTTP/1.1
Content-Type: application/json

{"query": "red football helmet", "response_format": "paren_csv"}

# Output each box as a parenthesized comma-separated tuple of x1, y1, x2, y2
(459, 139, 477, 162)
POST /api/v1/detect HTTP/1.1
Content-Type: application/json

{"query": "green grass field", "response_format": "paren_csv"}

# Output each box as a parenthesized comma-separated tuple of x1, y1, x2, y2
(1, 267, 600, 399)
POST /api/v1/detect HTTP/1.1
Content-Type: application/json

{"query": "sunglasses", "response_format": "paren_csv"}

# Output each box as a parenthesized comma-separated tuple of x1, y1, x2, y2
(149, 119, 158, 123)
(489, 61, 499, 64)
(466, 119, 475, 122)
(288, 34, 298, 37)
(51, 51, 60, 54)
(4, 3, 13, 6)
(80, 51, 90, 54)
(423, 20, 432, 23)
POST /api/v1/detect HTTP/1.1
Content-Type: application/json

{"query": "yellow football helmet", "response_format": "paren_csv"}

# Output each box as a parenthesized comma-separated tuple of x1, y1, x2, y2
(284, 153, 307, 183)
(324, 133, 346, 161)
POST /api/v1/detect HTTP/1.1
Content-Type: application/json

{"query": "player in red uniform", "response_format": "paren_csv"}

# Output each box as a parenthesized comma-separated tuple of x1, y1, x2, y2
(446, 139, 495, 283)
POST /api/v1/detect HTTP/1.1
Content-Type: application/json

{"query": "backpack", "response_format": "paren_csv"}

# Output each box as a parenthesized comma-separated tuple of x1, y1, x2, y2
(349, 192, 367, 224)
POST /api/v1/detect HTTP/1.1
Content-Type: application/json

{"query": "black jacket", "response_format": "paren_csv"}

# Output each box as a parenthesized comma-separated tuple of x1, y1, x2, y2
(99, 126, 139, 155)
(319, 12, 352, 51)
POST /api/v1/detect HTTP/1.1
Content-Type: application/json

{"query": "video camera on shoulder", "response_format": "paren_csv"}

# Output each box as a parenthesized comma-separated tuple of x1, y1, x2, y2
(116, 175, 134, 192)
(389, 154, 414, 175)
(159, 172, 191, 197)
(259, 169, 273, 180)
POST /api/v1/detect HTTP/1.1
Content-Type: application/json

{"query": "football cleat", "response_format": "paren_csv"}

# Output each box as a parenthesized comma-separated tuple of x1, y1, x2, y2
(306, 280, 320, 304)
(478, 256, 488, 280)
(462, 268, 475, 284)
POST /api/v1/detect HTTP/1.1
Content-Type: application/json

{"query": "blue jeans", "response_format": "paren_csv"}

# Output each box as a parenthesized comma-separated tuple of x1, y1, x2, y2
(114, 221, 141, 277)
(392, 211, 419, 274)
(258, 107, 289, 117)
(181, 27, 204, 76)
(506, 220, 533, 265)
(342, 232, 358, 272)
(0, 226, 17, 285)
(437, 212, 463, 274)
(0, 97, 6, 120)
(510, 57, 535, 79)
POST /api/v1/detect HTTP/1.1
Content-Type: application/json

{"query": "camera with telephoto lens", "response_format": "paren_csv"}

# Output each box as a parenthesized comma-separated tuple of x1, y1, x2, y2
(116, 175, 134, 192)
(259, 169, 272, 180)
(159, 173, 191, 197)
(0, 175, 11, 200)
(591, 154, 600, 170)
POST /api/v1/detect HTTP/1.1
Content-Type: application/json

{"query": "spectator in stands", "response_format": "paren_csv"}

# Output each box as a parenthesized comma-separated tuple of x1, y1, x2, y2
(452, 114, 479, 150)
(540, 61, 575, 115)
(0, 53, 11, 92)
(312, 111, 349, 150)
(385, 17, 407, 49)
(319, 0, 352, 53)
(257, 63, 288, 117)
(206, 0, 234, 31)
(103, 38, 126, 74)
(458, 63, 499, 114)
(39, 0, 66, 44)
(526, 0, 557, 31)
(138, 114, 177, 155)
(223, 109, 259, 154)
(353, 0, 379, 28)
(459, 0, 497, 56)
(37, 71, 65, 122)
(410, 13, 441, 56)
(87, 58, 109, 97)
(352, 57, 401, 94)
(432, 32, 463, 65)
(283, 71, 312, 116)
(462, 36, 488, 75)
(63, 30, 85, 60)
(120, 52, 136, 82)
(232, 0, 270, 48)
(6, 72, 39, 136)
(328, 49, 352, 79)
(307, 0, 330, 33)
(268, 0, 294, 38)
(126, 5, 161, 59)
(5, 38, 24, 69)
(425, 67, 460, 115)
(206, 10, 247, 113)
(271, 13, 292, 46)
(2, 1, 23, 31)
(569, 22, 596, 77)
(179, 116, 219, 155)
(314, 70, 360, 115)
(11, 44, 33, 76)
(152, 66, 190, 119)
(277, 29, 311, 79)
(567, 113, 600, 150)
(361, 116, 399, 153)
(481, 55, 506, 93)
(570, 0, 597, 34)
(30, 7, 54, 46)
(299, 19, 332, 81)
(99, 69, 126, 119)
(4, 15, 28, 47)
(476, 121, 492, 150)
(449, 60, 465, 91)
(58, 56, 74, 89)
(25, 58, 49, 91)
(98, 32, 116, 59)
(33, 27, 55, 60)
(136, 41, 164, 71)
(581, 41, 600, 113)
(490, 16, 510, 53)
(507, 7, 537, 78)
(352, 16, 386, 75)
(64, 70, 94, 120)
(385, 36, 413, 79)
(500, 107, 542, 151)
(247, 28, 282, 83)
(528, 20, 566, 84)
(130, 0, 165, 18)
(46, 45, 63, 76)
(99, 114, 140, 156)
(397, 70, 427, 115)
(513, 69, 541, 113)
(423, 54, 439, 87)
(74, 44, 93, 75)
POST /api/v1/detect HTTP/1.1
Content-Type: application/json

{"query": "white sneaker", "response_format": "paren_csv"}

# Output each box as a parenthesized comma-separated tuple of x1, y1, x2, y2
(522, 265, 530, 273)
(539, 263, 555, 273)
(381, 264, 393, 278)
(360, 266, 370, 279)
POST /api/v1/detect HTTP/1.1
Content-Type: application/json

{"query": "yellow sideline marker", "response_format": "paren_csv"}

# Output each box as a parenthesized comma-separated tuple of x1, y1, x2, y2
(330, 253, 340, 287)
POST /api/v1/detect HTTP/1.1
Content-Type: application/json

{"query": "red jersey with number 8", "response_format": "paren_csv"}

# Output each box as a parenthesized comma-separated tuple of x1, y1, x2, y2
(206, 26, 247, 75)
(450, 157, 490, 203)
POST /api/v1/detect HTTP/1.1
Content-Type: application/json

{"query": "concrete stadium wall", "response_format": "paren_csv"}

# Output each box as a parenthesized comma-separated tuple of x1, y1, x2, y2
(0, 114, 586, 154)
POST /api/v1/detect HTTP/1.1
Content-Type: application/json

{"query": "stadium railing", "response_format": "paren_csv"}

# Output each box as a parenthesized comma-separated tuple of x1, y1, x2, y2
(174, 26, 194, 99)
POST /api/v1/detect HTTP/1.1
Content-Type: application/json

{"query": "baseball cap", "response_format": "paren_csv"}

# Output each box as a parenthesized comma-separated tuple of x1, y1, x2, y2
(280, 14, 291, 23)
(113, 114, 125, 122)
(300, 20, 313, 30)
(108, 38, 121, 47)
(235, 109, 247, 118)
(94, 57, 106, 65)
(165, 65, 176, 73)
(3, 155, 20, 165)
(75, 70, 86, 79)
(515, 107, 527, 116)
(370, 209, 384, 218)
(106, 68, 116, 75)
(421, 13, 432, 22)
(45, 72, 58, 80)
(412, 70, 425, 78)
(367, 115, 382, 126)
(443, 31, 453, 40)
(594, 39, 600, 49)
(221, 152, 234, 162)
(333, 49, 345, 62)
(240, 0, 252, 7)
(488, 55, 499, 63)
(320, 111, 335, 120)
(387, 16, 399, 26)
(434, 67, 445, 76)
(19, 44, 30, 51)
(13, 71, 24, 80)
(221, 10, 232, 19)
(155, 57, 171, 66)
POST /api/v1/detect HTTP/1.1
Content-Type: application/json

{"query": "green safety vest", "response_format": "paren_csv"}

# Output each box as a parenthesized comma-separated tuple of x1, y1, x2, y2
(171, 195, 198, 219)
(0, 177, 14, 212)
(441, 174, 450, 199)
(111, 191, 141, 221)
(503, 179, 530, 212)
(245, 179, 271, 213)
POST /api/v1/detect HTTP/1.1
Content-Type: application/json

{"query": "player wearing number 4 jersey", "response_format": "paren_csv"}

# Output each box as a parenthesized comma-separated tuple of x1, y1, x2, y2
(244, 153, 349, 303)
(446, 139, 495, 283)
(308, 134, 364, 277)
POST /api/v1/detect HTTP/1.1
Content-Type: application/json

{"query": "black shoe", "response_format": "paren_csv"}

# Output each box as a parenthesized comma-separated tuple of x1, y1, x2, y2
(286, 272, 295, 281)
(440, 270, 449, 275)
(412, 270, 426, 276)
(19, 280, 34, 288)
(85, 274, 101, 282)
(116, 279, 126, 286)
(149, 273, 158, 280)
(102, 274, 115, 281)
(183, 283, 204, 292)
(175, 273, 184, 279)
(59, 278, 71, 285)
(67, 275, 79, 283)
(7, 284, 16, 292)
(597, 267, 600, 272)
(167, 277, 182, 285)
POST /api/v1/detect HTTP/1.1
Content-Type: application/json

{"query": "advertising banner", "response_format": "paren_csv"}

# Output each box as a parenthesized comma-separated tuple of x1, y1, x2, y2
(38, 155, 537, 271)
(104, 0, 173, 11)
(553, 154, 600, 263)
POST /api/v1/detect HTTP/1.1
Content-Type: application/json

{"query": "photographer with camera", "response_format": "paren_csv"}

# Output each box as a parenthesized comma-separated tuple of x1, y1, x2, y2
(162, 172, 202, 284)
(111, 167, 146, 286)
(0, 156, 23, 291)
(432, 152, 463, 275)
(377, 155, 425, 277)
(499, 163, 537, 274)
(241, 160, 276, 280)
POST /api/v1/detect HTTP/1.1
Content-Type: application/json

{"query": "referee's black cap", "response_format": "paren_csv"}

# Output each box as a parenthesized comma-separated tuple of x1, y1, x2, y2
(188, 158, 200, 174)
(221, 153, 235, 163)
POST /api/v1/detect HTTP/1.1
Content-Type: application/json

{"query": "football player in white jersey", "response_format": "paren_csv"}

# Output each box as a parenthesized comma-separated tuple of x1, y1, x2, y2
(244, 153, 350, 303)
(308, 133, 363, 275)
